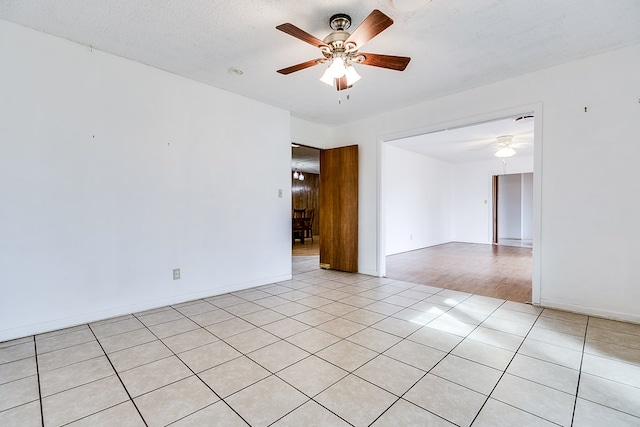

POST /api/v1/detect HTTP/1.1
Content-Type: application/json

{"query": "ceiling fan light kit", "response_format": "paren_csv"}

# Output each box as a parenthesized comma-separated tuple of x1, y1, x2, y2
(320, 59, 361, 86)
(494, 146, 516, 158)
(276, 9, 411, 95)
(494, 135, 516, 158)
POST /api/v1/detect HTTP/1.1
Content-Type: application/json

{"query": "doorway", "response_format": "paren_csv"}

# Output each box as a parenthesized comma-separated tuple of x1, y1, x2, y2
(493, 172, 534, 247)
(381, 111, 537, 303)
(290, 144, 359, 273)
(291, 144, 320, 256)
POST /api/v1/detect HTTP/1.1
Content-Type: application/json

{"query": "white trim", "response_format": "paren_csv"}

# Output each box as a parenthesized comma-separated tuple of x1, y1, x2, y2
(531, 103, 543, 305)
(0, 274, 291, 342)
(541, 299, 640, 325)
(377, 103, 543, 305)
(376, 136, 387, 277)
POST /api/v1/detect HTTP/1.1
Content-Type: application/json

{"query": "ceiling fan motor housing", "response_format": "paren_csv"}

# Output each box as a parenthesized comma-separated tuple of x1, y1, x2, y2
(323, 14, 359, 59)
(329, 13, 351, 31)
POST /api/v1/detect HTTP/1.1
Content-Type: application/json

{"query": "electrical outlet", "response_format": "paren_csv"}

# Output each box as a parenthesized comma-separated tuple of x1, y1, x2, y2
(173, 268, 181, 280)
(278, 189, 283, 198)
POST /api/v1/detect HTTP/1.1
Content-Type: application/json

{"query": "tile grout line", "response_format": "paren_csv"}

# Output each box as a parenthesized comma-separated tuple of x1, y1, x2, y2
(210, 278, 397, 426)
(13, 270, 605, 426)
(407, 297, 510, 425)
(33, 336, 45, 427)
(240, 277, 499, 425)
(18, 272, 576, 426)
(294, 285, 491, 426)
(86, 324, 149, 427)
(466, 300, 544, 426)
(570, 315, 590, 427)
(217, 293, 354, 426)
(360, 289, 507, 425)
(129, 312, 253, 427)
(168, 287, 570, 425)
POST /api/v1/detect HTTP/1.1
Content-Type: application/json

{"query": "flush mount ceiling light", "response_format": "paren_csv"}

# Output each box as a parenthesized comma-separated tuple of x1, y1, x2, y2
(494, 135, 516, 158)
(276, 10, 411, 92)
(227, 67, 244, 75)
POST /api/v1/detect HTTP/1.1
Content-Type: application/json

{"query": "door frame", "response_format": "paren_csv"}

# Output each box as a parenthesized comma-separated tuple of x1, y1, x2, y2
(493, 174, 499, 245)
(291, 143, 358, 272)
(376, 103, 543, 305)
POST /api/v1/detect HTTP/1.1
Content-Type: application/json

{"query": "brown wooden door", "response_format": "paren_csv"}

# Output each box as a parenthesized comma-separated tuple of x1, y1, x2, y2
(319, 145, 358, 272)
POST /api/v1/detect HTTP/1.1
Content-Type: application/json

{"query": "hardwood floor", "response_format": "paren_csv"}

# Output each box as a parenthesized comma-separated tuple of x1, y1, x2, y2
(386, 242, 533, 303)
(292, 236, 320, 256)
(292, 240, 532, 303)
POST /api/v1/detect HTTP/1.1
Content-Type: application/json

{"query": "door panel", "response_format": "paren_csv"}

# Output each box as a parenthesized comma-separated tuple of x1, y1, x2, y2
(319, 145, 358, 272)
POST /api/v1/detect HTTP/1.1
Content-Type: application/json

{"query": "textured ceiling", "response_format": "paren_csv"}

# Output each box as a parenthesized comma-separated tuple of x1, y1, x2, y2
(388, 115, 534, 164)
(2, 1, 640, 127)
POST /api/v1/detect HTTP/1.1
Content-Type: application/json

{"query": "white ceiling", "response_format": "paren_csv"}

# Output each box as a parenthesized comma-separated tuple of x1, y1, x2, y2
(292, 114, 534, 173)
(2, 1, 640, 127)
(292, 145, 321, 174)
(388, 114, 534, 164)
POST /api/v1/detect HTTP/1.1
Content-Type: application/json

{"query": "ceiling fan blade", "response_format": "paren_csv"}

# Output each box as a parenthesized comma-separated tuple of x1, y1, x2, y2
(276, 23, 328, 49)
(346, 10, 393, 49)
(277, 59, 324, 75)
(358, 53, 411, 71)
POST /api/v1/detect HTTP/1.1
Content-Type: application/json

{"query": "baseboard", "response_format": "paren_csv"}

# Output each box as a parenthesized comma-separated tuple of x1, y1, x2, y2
(540, 299, 640, 325)
(0, 273, 292, 343)
(358, 268, 380, 277)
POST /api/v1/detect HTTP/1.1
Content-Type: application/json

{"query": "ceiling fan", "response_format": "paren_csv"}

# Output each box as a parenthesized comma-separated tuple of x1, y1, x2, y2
(466, 135, 524, 157)
(276, 9, 411, 91)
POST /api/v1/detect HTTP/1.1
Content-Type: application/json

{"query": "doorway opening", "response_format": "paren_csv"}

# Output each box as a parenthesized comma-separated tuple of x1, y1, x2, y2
(381, 112, 536, 303)
(291, 144, 320, 257)
(290, 144, 360, 273)
(493, 172, 534, 248)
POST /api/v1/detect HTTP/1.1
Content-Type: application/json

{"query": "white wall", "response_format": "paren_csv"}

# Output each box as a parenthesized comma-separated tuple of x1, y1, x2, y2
(522, 173, 534, 240)
(384, 151, 533, 251)
(325, 44, 640, 323)
(0, 21, 292, 341)
(384, 146, 453, 255)
(290, 117, 332, 150)
(498, 174, 523, 239)
(453, 157, 534, 244)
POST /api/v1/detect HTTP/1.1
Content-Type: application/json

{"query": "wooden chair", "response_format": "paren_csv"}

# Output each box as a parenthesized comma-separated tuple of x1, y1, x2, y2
(292, 208, 306, 243)
(303, 209, 314, 242)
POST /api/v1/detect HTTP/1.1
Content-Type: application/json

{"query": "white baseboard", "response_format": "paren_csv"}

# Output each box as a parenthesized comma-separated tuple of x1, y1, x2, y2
(0, 273, 292, 343)
(540, 299, 640, 325)
(358, 268, 379, 277)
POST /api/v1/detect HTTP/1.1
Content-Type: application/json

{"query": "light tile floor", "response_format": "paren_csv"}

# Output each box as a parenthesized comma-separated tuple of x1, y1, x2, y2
(1, 256, 640, 426)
